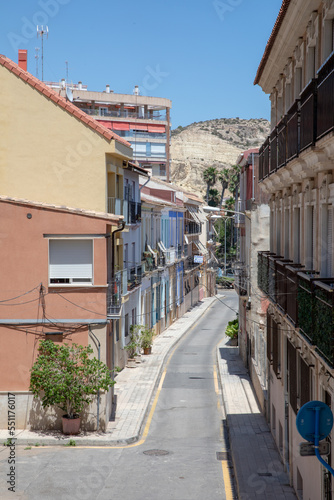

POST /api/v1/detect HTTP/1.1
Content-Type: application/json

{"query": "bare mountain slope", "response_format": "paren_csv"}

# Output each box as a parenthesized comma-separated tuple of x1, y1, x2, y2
(170, 117, 270, 199)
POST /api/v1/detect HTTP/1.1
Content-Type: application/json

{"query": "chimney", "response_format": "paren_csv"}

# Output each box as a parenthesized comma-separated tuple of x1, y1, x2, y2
(61, 78, 66, 89)
(133, 85, 139, 95)
(78, 81, 82, 90)
(18, 50, 27, 72)
(106, 84, 110, 93)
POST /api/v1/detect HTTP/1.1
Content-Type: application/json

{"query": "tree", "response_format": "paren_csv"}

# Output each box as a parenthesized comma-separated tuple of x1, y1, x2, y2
(208, 188, 220, 207)
(30, 340, 114, 419)
(218, 168, 229, 207)
(203, 166, 217, 204)
(228, 165, 241, 204)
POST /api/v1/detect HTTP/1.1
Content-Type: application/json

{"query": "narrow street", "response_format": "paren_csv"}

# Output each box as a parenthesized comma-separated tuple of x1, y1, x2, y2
(2, 291, 238, 500)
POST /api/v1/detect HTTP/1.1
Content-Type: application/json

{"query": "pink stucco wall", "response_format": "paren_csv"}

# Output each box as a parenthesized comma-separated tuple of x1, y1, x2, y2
(0, 200, 111, 390)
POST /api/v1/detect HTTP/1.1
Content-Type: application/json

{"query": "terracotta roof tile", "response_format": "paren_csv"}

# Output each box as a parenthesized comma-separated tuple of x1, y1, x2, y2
(0, 54, 131, 149)
(254, 0, 291, 86)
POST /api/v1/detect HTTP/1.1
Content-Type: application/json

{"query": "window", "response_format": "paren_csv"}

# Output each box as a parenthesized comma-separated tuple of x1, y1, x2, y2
(125, 313, 129, 337)
(49, 239, 93, 284)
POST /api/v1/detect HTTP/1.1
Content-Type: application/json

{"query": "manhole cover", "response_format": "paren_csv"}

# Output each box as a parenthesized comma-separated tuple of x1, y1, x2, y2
(216, 451, 229, 460)
(143, 449, 170, 456)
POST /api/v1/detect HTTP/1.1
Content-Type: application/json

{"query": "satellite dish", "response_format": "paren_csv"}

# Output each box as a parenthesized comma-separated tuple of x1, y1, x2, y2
(66, 87, 73, 102)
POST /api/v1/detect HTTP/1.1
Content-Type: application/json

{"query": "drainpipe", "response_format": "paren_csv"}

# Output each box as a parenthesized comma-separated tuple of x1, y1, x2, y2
(111, 221, 126, 280)
(252, 153, 255, 202)
(139, 175, 150, 192)
(88, 326, 101, 431)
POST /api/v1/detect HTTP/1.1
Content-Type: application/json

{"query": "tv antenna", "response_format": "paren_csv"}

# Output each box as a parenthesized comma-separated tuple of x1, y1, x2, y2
(37, 25, 48, 81)
(35, 47, 40, 79)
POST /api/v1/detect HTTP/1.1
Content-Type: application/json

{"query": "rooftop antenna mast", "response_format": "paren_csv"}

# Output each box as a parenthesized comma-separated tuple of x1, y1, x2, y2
(65, 61, 69, 87)
(36, 25, 48, 81)
(35, 47, 40, 79)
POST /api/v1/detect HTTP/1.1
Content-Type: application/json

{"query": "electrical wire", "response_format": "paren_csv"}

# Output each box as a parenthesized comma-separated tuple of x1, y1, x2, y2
(0, 284, 41, 303)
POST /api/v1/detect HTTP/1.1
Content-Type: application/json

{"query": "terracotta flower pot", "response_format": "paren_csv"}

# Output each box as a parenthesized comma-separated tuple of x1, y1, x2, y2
(62, 415, 81, 435)
(143, 346, 152, 355)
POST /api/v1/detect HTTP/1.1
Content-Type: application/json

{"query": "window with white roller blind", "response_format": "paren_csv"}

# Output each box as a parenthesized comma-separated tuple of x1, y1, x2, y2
(49, 239, 93, 284)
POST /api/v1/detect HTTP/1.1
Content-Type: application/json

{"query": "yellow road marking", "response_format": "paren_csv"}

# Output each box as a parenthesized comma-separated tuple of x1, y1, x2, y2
(221, 460, 234, 500)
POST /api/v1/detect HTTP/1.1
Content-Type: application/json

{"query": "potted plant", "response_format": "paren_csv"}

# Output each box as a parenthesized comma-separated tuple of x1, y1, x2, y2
(125, 325, 141, 367)
(225, 318, 239, 346)
(29, 340, 114, 435)
(140, 326, 154, 355)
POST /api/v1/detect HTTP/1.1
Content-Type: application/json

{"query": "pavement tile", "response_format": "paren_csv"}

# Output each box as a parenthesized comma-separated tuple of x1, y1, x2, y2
(217, 338, 297, 499)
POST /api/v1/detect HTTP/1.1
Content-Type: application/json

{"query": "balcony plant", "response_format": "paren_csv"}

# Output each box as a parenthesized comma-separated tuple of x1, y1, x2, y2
(29, 340, 114, 435)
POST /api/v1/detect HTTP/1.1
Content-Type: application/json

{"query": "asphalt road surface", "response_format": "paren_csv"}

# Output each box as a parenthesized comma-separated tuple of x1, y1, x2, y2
(0, 291, 238, 500)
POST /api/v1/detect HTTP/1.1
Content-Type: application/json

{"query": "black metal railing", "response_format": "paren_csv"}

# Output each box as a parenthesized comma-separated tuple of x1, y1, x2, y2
(185, 221, 201, 234)
(258, 52, 334, 182)
(128, 201, 141, 224)
(258, 250, 334, 365)
(277, 118, 286, 169)
(300, 79, 317, 152)
(270, 128, 277, 173)
(286, 100, 299, 161)
(317, 53, 334, 140)
(107, 275, 122, 316)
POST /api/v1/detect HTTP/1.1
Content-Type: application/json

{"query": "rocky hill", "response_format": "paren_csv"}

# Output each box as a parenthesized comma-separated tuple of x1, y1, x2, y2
(170, 117, 270, 200)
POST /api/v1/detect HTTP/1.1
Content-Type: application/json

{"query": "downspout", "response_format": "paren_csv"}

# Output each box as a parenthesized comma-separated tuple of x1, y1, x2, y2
(88, 326, 101, 431)
(109, 221, 126, 422)
(111, 221, 126, 280)
(252, 153, 255, 202)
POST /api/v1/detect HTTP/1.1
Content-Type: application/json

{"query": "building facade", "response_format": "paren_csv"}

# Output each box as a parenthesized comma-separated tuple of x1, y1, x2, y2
(255, 1, 334, 498)
(0, 197, 122, 431)
(46, 82, 172, 181)
(234, 150, 270, 412)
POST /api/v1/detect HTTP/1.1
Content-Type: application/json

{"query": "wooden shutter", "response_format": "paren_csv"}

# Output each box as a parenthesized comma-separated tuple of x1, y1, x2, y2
(267, 313, 272, 361)
(272, 320, 279, 377)
(300, 356, 310, 407)
(288, 341, 298, 414)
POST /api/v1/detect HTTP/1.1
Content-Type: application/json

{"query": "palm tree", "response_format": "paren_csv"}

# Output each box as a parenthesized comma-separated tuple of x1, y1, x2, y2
(203, 166, 217, 204)
(208, 188, 220, 207)
(218, 168, 229, 207)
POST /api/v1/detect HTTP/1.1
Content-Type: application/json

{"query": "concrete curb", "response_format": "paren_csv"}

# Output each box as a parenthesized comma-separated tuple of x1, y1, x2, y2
(1, 297, 218, 447)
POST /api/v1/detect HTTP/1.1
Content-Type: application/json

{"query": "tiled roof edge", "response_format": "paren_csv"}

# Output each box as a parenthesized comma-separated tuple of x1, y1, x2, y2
(0, 54, 131, 149)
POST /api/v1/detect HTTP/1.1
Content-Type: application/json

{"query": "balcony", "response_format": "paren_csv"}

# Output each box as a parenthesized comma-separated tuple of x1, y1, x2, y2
(108, 198, 141, 224)
(127, 265, 142, 290)
(258, 52, 334, 182)
(185, 221, 201, 235)
(107, 274, 122, 317)
(258, 251, 334, 366)
(234, 269, 247, 296)
(142, 251, 157, 273)
(81, 108, 167, 121)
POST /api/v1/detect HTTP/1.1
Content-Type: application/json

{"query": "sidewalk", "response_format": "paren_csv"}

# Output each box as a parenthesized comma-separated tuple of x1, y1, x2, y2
(217, 337, 297, 500)
(0, 295, 217, 447)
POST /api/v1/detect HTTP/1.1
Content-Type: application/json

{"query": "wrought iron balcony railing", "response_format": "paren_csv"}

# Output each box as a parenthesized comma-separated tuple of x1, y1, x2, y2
(258, 51, 334, 181)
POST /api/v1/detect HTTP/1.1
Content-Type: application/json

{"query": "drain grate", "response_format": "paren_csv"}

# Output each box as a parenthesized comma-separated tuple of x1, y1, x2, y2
(258, 472, 272, 477)
(216, 451, 229, 460)
(189, 377, 205, 380)
(143, 449, 170, 456)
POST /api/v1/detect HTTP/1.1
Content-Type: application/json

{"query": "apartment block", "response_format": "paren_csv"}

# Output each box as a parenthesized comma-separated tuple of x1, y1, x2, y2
(255, 1, 334, 498)
(46, 81, 172, 181)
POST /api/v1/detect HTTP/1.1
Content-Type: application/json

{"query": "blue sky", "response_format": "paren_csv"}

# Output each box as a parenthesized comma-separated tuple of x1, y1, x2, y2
(1, 0, 283, 127)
